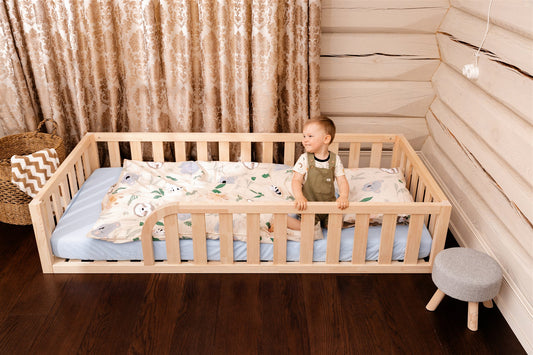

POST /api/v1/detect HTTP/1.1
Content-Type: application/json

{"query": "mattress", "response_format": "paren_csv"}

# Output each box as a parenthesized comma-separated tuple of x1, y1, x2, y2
(50, 167, 432, 261)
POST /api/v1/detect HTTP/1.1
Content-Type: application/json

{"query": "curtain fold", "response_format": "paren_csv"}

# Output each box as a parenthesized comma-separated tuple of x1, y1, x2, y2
(0, 0, 320, 150)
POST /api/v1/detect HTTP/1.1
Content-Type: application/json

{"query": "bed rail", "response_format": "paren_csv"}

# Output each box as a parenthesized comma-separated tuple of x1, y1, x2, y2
(29, 134, 100, 272)
(132, 201, 451, 273)
(29, 132, 451, 273)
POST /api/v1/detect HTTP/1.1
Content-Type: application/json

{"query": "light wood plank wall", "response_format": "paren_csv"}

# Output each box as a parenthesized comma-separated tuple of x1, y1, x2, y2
(320, 0, 449, 149)
(421, 2, 533, 352)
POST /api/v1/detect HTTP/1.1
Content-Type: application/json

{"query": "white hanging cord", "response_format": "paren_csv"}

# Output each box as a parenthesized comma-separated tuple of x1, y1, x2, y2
(474, 0, 495, 66)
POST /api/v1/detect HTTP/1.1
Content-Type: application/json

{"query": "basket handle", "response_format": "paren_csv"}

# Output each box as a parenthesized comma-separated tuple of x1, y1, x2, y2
(34, 119, 58, 136)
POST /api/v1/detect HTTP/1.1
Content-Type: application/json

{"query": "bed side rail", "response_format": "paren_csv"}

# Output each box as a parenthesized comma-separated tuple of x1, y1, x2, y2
(391, 135, 451, 260)
(29, 133, 100, 273)
(93, 132, 398, 167)
(140, 201, 450, 272)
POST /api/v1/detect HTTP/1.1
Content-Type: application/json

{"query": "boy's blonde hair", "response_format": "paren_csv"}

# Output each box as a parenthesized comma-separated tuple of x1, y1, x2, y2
(304, 116, 336, 142)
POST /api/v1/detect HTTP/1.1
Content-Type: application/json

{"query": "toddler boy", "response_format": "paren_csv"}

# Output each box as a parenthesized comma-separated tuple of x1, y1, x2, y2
(286, 116, 349, 230)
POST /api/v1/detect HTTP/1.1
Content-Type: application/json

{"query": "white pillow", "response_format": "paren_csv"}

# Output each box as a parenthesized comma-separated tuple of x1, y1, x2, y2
(343, 168, 413, 224)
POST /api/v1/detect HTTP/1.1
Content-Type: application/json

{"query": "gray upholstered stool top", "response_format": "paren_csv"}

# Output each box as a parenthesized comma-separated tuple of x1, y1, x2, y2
(432, 247, 502, 302)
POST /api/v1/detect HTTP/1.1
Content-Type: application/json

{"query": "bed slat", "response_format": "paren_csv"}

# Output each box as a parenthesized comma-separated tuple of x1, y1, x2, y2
(423, 191, 433, 225)
(390, 140, 401, 168)
(191, 213, 207, 264)
(378, 214, 397, 264)
(66, 168, 78, 197)
(352, 214, 370, 264)
(51, 190, 63, 220)
(45, 196, 55, 233)
(284, 142, 295, 166)
(89, 139, 100, 171)
(130, 141, 142, 161)
(164, 214, 181, 264)
(404, 214, 424, 264)
(428, 208, 437, 236)
(108, 141, 121, 167)
(197, 141, 208, 161)
(241, 142, 251, 161)
(58, 179, 70, 210)
(348, 143, 360, 169)
(273, 213, 287, 264)
(75, 158, 85, 187)
(141, 229, 155, 266)
(410, 170, 419, 197)
(300, 214, 315, 264)
(399, 152, 407, 175)
(82, 150, 92, 178)
(262, 142, 273, 163)
(404, 161, 413, 190)
(219, 141, 230, 162)
(174, 141, 186, 161)
(370, 143, 383, 168)
(326, 214, 343, 264)
(219, 213, 234, 264)
(152, 141, 165, 162)
(246, 214, 260, 264)
(416, 179, 426, 202)
(429, 207, 452, 264)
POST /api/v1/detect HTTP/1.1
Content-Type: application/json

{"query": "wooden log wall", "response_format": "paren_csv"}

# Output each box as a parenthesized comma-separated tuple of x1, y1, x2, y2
(421, 1, 533, 352)
(320, 0, 449, 149)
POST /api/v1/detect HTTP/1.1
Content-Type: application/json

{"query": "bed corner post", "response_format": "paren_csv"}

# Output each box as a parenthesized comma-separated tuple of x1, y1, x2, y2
(87, 133, 100, 171)
(428, 202, 452, 265)
(390, 135, 402, 168)
(29, 199, 55, 273)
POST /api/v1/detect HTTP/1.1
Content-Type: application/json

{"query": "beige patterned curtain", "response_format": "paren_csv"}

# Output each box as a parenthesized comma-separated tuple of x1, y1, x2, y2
(0, 0, 321, 150)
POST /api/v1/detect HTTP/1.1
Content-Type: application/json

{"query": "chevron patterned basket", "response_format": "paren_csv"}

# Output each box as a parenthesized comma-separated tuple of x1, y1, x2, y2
(0, 119, 66, 181)
(0, 119, 65, 225)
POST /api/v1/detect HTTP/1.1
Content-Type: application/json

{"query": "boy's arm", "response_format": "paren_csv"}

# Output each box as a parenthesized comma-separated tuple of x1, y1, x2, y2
(336, 175, 350, 209)
(292, 172, 307, 210)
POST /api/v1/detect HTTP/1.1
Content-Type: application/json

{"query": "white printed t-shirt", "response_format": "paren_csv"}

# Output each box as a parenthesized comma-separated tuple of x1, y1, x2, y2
(293, 152, 345, 182)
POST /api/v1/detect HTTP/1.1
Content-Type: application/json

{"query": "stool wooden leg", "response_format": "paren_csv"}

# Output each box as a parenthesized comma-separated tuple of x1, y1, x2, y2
(468, 302, 479, 331)
(426, 289, 446, 311)
(483, 299, 493, 308)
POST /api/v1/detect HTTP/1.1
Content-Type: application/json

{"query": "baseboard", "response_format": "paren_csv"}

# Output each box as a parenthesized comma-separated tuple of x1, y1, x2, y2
(419, 152, 533, 354)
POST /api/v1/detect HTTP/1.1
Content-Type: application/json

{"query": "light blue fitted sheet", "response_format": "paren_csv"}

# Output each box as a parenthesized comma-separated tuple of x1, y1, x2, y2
(50, 168, 432, 261)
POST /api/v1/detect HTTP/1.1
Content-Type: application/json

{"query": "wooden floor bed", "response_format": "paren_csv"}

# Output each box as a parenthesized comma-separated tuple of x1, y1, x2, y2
(29, 132, 451, 274)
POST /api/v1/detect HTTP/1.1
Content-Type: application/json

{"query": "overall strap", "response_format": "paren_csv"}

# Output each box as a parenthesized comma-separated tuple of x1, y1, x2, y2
(307, 152, 315, 167)
(329, 152, 336, 170)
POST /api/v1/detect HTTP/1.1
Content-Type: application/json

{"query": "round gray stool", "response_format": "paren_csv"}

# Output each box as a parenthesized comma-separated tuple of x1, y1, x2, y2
(426, 247, 502, 331)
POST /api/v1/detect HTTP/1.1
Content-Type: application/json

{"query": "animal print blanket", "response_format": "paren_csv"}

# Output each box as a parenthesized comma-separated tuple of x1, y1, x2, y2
(88, 160, 322, 244)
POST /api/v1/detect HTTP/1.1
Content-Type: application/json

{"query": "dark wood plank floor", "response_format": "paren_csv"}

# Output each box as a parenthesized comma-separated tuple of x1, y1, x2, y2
(0, 222, 525, 354)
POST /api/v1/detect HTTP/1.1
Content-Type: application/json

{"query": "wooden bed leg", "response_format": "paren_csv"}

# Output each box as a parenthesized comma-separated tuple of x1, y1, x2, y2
(468, 302, 479, 331)
(482, 299, 493, 308)
(426, 289, 446, 311)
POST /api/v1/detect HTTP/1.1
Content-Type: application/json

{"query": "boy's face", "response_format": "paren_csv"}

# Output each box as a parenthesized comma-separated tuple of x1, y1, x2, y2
(302, 123, 331, 153)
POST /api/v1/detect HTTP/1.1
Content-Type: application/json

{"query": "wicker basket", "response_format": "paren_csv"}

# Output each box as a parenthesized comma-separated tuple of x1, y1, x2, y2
(0, 119, 65, 225)
(0, 179, 33, 225)
(0, 119, 66, 181)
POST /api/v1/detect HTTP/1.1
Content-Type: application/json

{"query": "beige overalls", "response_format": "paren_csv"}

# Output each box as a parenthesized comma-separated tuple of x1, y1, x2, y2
(302, 152, 337, 226)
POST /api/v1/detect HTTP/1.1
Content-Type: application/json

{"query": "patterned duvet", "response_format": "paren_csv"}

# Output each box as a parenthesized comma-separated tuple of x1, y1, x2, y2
(88, 160, 321, 244)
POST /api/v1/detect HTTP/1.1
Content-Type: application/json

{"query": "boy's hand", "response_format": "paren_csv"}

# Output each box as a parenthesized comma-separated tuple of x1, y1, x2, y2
(295, 196, 308, 211)
(336, 196, 349, 210)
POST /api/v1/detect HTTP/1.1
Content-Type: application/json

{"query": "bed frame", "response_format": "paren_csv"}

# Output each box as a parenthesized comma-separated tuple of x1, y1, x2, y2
(29, 132, 451, 274)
